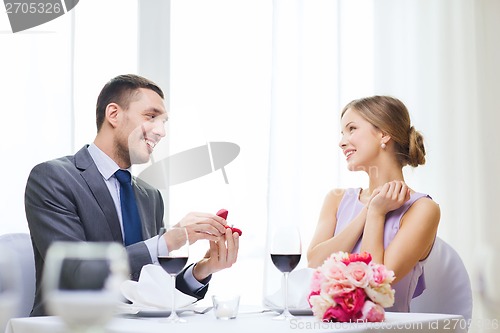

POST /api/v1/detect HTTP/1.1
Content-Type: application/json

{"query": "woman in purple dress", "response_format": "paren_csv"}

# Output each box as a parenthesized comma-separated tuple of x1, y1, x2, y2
(307, 96, 440, 312)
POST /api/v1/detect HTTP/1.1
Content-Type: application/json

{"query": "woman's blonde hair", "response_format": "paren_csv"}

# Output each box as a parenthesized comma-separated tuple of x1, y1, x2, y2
(341, 95, 425, 167)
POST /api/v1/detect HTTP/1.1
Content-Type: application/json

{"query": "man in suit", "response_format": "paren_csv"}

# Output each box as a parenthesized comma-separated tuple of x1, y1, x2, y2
(25, 74, 239, 316)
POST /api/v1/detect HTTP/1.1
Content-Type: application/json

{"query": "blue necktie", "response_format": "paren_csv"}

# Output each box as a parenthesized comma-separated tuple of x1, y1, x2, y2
(115, 170, 143, 246)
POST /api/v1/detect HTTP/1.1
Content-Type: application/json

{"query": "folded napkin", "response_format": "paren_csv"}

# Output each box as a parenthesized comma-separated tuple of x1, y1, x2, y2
(264, 268, 314, 309)
(121, 264, 196, 310)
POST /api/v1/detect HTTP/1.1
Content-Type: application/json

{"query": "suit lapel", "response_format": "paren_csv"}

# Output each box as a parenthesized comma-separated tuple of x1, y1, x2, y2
(75, 146, 123, 243)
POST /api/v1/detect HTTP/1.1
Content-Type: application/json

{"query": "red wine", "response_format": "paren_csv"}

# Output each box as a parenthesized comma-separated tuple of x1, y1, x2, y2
(271, 254, 301, 273)
(158, 256, 188, 275)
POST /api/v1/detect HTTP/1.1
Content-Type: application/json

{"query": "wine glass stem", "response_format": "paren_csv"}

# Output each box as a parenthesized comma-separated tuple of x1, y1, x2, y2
(170, 274, 177, 318)
(283, 272, 290, 314)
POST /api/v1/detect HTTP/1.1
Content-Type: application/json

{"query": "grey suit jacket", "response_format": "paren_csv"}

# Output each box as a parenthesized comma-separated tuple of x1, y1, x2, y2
(25, 145, 208, 316)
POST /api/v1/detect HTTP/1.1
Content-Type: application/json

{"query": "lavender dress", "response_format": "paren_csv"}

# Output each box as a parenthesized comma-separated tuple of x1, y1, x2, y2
(335, 188, 429, 312)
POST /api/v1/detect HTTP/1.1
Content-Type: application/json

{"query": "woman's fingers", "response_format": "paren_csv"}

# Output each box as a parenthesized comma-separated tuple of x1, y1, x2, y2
(369, 181, 411, 214)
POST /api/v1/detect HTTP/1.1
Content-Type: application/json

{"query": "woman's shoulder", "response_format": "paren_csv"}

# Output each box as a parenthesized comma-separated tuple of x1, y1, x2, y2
(409, 190, 439, 209)
(320, 188, 343, 209)
(411, 195, 440, 213)
(327, 187, 345, 196)
(405, 194, 441, 225)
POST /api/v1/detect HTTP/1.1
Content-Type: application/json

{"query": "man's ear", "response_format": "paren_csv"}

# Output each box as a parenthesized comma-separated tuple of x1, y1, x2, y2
(105, 103, 120, 128)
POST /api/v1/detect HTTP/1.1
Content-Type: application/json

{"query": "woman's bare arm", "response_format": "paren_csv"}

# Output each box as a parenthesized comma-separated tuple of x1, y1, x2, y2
(360, 182, 440, 283)
(307, 189, 368, 268)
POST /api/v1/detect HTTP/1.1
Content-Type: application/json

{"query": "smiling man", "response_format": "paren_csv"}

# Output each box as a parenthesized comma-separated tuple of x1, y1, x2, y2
(25, 74, 239, 316)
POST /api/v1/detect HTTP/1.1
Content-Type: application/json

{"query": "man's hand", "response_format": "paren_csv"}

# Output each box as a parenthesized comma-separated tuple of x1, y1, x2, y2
(192, 228, 240, 281)
(172, 212, 227, 244)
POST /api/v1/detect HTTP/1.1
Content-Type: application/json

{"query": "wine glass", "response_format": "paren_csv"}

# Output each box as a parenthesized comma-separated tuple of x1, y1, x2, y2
(157, 227, 189, 323)
(43, 242, 129, 333)
(270, 225, 302, 320)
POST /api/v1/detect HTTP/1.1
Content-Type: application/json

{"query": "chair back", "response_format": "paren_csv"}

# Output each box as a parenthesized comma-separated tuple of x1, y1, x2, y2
(0, 233, 35, 317)
(410, 237, 473, 325)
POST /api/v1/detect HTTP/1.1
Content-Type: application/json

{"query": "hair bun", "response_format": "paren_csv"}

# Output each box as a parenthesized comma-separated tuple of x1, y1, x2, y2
(407, 126, 426, 167)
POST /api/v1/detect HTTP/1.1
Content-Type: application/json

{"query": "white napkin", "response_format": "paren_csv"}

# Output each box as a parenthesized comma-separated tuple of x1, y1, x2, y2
(264, 268, 314, 309)
(120, 264, 196, 310)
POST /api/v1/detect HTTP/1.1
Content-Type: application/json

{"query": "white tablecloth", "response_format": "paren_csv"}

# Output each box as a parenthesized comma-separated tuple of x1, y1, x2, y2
(5, 308, 467, 333)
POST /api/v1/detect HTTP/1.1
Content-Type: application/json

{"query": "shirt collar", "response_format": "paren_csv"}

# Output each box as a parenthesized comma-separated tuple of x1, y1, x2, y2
(87, 143, 131, 180)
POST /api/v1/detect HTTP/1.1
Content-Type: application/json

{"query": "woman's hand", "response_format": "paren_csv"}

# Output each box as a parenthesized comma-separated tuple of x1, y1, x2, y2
(367, 181, 410, 216)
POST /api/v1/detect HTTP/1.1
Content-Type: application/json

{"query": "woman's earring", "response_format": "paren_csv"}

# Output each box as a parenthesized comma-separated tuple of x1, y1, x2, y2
(381, 143, 386, 149)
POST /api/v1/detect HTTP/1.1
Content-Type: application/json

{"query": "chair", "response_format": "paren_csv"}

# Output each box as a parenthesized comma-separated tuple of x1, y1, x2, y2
(0, 233, 35, 317)
(410, 237, 473, 325)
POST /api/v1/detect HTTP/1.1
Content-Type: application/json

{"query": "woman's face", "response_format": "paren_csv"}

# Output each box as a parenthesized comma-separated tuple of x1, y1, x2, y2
(338, 108, 383, 171)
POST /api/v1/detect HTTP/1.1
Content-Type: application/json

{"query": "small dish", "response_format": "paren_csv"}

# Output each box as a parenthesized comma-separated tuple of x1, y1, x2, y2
(136, 306, 211, 317)
(271, 308, 313, 316)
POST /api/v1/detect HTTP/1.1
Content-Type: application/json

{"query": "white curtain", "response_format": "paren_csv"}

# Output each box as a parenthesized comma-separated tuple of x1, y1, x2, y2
(372, 2, 500, 322)
(0, 0, 138, 234)
(156, 0, 273, 305)
(265, 0, 500, 327)
(265, 0, 341, 297)
(0, 10, 74, 234)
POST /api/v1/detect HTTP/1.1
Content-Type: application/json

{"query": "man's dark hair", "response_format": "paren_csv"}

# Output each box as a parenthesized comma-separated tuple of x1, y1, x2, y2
(95, 74, 164, 131)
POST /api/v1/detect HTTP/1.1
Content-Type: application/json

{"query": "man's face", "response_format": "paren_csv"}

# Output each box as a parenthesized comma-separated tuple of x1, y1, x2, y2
(115, 88, 167, 166)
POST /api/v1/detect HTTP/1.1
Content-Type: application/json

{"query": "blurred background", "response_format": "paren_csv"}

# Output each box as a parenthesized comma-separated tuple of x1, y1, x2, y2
(1, 1, 499, 331)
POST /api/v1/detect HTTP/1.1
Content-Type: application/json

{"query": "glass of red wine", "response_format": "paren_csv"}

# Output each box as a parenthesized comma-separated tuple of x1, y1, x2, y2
(270, 225, 301, 320)
(157, 227, 189, 323)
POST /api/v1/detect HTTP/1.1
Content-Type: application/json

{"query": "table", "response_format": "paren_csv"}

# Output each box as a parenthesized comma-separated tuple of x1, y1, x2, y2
(5, 308, 468, 333)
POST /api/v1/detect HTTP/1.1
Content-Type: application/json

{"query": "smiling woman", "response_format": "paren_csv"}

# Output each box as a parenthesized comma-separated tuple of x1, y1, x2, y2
(307, 96, 440, 313)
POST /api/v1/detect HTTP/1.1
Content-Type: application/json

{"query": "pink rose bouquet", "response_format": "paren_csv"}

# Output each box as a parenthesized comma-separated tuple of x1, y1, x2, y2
(308, 252, 395, 322)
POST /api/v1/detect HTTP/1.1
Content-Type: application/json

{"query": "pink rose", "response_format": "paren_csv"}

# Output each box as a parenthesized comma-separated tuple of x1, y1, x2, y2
(345, 262, 372, 288)
(333, 288, 366, 319)
(310, 269, 326, 291)
(322, 280, 355, 298)
(360, 301, 385, 322)
(343, 252, 372, 265)
(308, 290, 321, 306)
(365, 284, 395, 308)
(309, 292, 335, 320)
(322, 260, 349, 283)
(323, 305, 351, 322)
(370, 263, 395, 286)
(329, 252, 350, 263)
